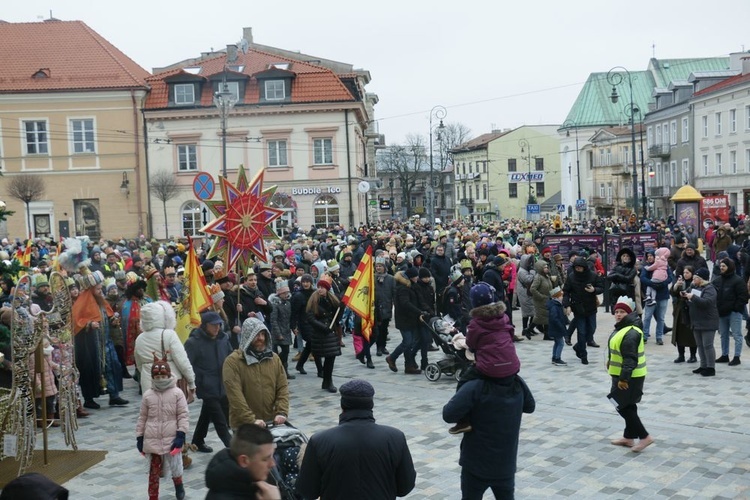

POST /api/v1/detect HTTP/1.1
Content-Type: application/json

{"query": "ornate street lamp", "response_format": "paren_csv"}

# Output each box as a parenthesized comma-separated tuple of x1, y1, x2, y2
(214, 80, 237, 179)
(607, 66, 640, 218)
(429, 105, 446, 226)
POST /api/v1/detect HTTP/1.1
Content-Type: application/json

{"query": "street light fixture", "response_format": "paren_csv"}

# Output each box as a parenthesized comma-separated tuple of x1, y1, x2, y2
(518, 138, 535, 205)
(214, 80, 237, 179)
(607, 66, 640, 219)
(562, 119, 582, 219)
(429, 105, 446, 226)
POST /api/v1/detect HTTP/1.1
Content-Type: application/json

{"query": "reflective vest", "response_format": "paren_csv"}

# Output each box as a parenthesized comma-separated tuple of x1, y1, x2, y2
(608, 325, 647, 378)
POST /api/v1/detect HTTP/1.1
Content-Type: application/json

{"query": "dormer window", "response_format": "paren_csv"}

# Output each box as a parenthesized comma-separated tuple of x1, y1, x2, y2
(33, 68, 51, 79)
(265, 80, 285, 101)
(174, 84, 195, 105)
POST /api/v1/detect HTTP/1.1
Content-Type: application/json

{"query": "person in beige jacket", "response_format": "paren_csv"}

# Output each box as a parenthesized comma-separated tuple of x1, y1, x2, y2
(223, 317, 289, 429)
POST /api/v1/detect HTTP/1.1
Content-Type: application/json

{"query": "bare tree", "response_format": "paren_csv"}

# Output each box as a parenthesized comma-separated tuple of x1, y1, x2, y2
(438, 122, 472, 168)
(150, 170, 180, 239)
(5, 174, 45, 237)
(377, 135, 428, 218)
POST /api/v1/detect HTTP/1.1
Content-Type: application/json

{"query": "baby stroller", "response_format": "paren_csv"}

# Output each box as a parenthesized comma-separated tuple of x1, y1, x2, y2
(267, 421, 309, 500)
(421, 316, 471, 382)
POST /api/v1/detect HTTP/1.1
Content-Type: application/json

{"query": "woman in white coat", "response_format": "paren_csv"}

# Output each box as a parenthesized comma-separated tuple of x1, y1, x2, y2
(134, 301, 196, 397)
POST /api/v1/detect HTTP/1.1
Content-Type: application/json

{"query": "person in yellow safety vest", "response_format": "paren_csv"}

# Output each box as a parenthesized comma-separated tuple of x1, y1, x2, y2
(607, 295, 654, 453)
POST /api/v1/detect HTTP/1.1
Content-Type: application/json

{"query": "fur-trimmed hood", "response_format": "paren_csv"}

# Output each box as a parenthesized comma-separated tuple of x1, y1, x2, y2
(470, 301, 506, 319)
(140, 300, 176, 332)
(394, 270, 412, 287)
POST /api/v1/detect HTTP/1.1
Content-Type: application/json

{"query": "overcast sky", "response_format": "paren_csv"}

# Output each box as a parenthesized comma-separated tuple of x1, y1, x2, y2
(6, 1, 750, 145)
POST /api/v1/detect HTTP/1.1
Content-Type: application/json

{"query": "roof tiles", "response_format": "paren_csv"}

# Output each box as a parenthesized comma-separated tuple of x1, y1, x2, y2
(0, 20, 150, 92)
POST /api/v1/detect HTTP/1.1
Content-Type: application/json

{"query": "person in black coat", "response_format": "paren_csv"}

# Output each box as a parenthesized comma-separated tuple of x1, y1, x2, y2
(292, 275, 322, 377)
(238, 272, 272, 323)
(563, 257, 605, 365)
(607, 247, 637, 307)
(413, 268, 436, 370)
(185, 311, 234, 451)
(374, 257, 396, 356)
(296, 380, 416, 500)
(443, 373, 535, 499)
(429, 244, 453, 298)
(305, 277, 341, 393)
(711, 258, 748, 365)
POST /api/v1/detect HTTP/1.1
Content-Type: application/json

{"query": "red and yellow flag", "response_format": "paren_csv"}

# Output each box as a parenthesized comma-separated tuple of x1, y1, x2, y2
(342, 246, 375, 341)
(14, 237, 32, 276)
(175, 236, 213, 342)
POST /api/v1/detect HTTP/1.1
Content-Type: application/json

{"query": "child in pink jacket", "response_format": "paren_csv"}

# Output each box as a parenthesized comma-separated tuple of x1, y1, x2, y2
(31, 336, 59, 428)
(136, 354, 189, 500)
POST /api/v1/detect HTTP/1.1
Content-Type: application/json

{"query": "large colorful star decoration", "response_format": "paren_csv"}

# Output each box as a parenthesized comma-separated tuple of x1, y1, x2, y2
(201, 166, 283, 273)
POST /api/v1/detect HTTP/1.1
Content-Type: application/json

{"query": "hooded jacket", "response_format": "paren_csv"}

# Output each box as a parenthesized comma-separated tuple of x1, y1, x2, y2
(530, 259, 553, 325)
(711, 259, 748, 316)
(269, 292, 293, 346)
(222, 318, 289, 428)
(393, 271, 422, 329)
(134, 301, 195, 393)
(466, 302, 520, 378)
(205, 448, 261, 499)
(563, 258, 604, 317)
(135, 376, 189, 455)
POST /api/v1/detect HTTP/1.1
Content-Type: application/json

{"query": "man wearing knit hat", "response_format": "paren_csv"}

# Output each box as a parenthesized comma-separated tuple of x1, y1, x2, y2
(296, 379, 416, 499)
(608, 296, 653, 452)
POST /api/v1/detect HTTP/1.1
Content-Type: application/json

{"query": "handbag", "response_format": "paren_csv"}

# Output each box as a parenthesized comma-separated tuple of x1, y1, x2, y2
(161, 330, 194, 404)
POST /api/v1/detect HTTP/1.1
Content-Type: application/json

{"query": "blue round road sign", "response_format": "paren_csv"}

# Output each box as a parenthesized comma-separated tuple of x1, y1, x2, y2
(192, 172, 215, 201)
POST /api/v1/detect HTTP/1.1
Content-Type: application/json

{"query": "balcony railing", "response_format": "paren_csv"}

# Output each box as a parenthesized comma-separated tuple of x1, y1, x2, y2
(592, 152, 631, 168)
(648, 185, 679, 198)
(648, 144, 670, 158)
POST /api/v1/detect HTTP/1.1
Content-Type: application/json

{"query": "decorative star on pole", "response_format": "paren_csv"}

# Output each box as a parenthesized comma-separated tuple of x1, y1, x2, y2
(201, 166, 283, 273)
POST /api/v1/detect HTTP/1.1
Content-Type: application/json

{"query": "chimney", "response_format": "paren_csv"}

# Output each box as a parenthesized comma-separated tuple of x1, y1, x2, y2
(743, 56, 750, 76)
(243, 27, 254, 45)
(729, 51, 750, 71)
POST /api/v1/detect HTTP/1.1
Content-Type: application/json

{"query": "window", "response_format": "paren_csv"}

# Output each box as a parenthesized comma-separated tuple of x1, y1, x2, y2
(410, 196, 417, 208)
(508, 158, 517, 172)
(174, 84, 195, 105)
(482, 184, 488, 199)
(220, 81, 240, 101)
(607, 184, 613, 204)
(268, 140, 288, 167)
(468, 162, 473, 173)
(715, 112, 722, 135)
(670, 161, 677, 187)
(24, 120, 48, 154)
(265, 80, 285, 100)
(483, 161, 487, 173)
(475, 184, 479, 199)
(647, 126, 653, 148)
(747, 149, 750, 173)
(730, 150, 737, 174)
(682, 159, 690, 185)
(177, 144, 198, 171)
(702, 116, 708, 137)
(730, 109, 737, 133)
(715, 152, 722, 175)
(682, 118, 689, 143)
(702, 155, 708, 175)
(462, 163, 466, 175)
(655, 162, 662, 185)
(599, 183, 605, 198)
(181, 201, 202, 236)
(535, 157, 544, 171)
(670, 121, 677, 145)
(655, 125, 662, 144)
(70, 119, 95, 153)
(509, 184, 517, 198)
(462, 185, 467, 200)
(314, 194, 339, 227)
(535, 182, 545, 197)
(313, 138, 333, 165)
(746, 105, 750, 130)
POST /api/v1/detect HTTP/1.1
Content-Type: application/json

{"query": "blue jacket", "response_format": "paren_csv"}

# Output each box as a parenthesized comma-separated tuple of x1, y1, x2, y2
(443, 375, 535, 480)
(640, 266, 673, 301)
(184, 327, 233, 400)
(546, 298, 568, 339)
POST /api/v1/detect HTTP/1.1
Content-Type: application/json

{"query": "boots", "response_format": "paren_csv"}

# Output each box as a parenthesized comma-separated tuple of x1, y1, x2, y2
(174, 478, 185, 500)
(728, 356, 741, 366)
(700, 367, 716, 377)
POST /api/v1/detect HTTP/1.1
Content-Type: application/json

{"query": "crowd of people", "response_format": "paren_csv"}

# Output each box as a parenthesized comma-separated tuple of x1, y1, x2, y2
(1, 211, 749, 498)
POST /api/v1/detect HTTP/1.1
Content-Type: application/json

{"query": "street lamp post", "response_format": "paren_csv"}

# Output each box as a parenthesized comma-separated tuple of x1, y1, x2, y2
(213, 79, 237, 179)
(518, 138, 534, 204)
(562, 119, 582, 219)
(607, 66, 640, 219)
(429, 105, 447, 226)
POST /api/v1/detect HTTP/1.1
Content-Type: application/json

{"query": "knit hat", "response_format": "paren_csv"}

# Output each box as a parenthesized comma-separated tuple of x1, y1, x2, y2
(695, 267, 710, 281)
(541, 247, 552, 255)
(470, 282, 496, 308)
(549, 286, 563, 297)
(418, 267, 431, 279)
(201, 260, 215, 272)
(339, 379, 375, 411)
(404, 267, 419, 279)
(209, 283, 224, 303)
(613, 296, 636, 314)
(317, 275, 332, 291)
(492, 255, 507, 266)
(396, 252, 406, 260)
(572, 257, 588, 269)
(300, 274, 314, 284)
(275, 280, 290, 294)
(326, 259, 340, 273)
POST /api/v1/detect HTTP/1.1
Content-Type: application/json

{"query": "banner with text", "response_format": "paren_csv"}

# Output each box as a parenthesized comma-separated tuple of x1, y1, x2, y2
(542, 234, 604, 272)
(508, 172, 545, 183)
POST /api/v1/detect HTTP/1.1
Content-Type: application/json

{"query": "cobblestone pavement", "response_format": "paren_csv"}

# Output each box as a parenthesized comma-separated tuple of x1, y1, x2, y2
(35, 304, 750, 499)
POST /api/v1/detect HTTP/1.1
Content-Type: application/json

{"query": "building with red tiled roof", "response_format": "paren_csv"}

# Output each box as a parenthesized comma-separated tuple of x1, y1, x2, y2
(143, 31, 378, 235)
(0, 19, 151, 239)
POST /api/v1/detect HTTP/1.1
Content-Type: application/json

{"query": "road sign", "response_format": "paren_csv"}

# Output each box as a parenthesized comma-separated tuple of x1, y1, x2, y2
(556, 204, 566, 213)
(576, 199, 587, 212)
(379, 199, 392, 210)
(192, 172, 215, 201)
(526, 204, 540, 214)
(368, 199, 378, 206)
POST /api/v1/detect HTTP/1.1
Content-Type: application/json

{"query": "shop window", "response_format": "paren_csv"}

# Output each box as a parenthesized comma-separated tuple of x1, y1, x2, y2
(313, 194, 339, 228)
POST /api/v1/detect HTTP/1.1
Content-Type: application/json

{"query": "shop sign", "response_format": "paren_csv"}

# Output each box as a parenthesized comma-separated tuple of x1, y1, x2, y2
(290, 186, 342, 195)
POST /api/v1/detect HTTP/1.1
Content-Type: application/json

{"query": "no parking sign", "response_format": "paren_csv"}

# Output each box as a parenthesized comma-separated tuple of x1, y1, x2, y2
(192, 172, 215, 201)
